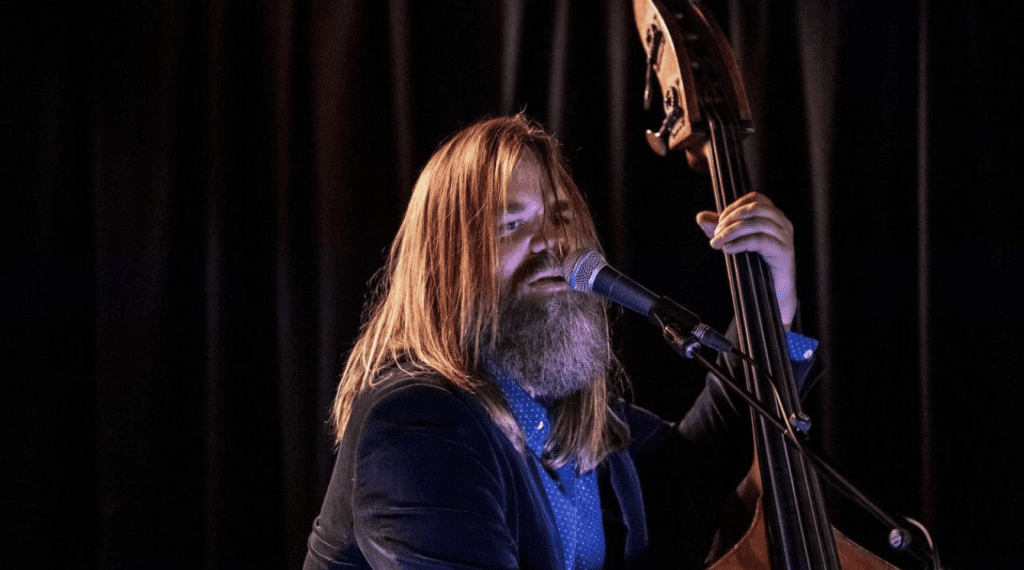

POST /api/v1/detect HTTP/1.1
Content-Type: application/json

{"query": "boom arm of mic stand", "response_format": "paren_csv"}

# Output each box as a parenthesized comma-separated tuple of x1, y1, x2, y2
(657, 320, 943, 570)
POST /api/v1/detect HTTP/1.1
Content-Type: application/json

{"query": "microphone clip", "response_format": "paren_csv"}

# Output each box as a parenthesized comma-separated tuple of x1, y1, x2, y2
(656, 317, 703, 359)
(652, 297, 734, 354)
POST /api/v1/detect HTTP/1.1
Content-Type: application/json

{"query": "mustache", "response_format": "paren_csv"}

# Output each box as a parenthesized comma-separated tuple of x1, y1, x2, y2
(506, 251, 562, 292)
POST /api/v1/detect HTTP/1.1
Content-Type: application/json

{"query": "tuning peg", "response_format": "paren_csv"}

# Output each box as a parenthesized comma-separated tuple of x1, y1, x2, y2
(645, 127, 668, 156)
(645, 110, 678, 156)
(645, 87, 682, 156)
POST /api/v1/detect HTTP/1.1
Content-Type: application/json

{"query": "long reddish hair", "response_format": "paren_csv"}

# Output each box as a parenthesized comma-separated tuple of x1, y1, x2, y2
(333, 115, 628, 471)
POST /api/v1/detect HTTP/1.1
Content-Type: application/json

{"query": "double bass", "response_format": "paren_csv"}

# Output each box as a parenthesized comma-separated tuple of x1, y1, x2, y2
(630, 1, 905, 568)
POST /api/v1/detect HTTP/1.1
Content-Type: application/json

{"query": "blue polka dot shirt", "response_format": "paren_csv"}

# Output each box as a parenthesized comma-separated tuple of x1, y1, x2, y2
(494, 373, 605, 570)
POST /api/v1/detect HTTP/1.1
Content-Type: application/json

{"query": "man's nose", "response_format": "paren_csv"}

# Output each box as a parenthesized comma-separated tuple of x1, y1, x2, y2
(529, 224, 566, 256)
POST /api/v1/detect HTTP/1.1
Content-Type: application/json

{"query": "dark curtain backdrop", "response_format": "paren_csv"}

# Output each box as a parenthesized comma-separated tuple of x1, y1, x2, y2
(5, 0, 1021, 568)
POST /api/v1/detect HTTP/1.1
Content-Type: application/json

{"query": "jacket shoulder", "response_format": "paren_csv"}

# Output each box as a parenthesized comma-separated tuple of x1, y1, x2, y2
(348, 367, 493, 435)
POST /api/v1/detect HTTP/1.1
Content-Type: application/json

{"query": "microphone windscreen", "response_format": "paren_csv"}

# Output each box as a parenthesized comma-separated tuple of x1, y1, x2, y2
(561, 248, 606, 292)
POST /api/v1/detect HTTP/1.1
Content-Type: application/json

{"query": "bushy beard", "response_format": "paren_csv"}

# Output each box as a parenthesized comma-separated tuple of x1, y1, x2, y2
(483, 255, 610, 399)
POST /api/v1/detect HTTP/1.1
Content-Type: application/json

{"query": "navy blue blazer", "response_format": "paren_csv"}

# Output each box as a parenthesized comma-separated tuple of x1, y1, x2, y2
(301, 358, 787, 570)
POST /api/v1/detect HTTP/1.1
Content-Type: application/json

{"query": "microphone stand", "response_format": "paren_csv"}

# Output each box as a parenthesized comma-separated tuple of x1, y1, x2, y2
(656, 318, 944, 570)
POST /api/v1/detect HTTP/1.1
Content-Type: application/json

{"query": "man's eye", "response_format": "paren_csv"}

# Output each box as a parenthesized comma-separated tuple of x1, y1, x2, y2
(500, 220, 522, 233)
(551, 214, 570, 227)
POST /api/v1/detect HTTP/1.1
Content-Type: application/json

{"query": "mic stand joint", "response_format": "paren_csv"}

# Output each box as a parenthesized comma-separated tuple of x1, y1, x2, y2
(659, 320, 702, 359)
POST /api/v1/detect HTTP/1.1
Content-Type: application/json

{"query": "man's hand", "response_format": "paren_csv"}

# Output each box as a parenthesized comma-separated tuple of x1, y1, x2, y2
(696, 192, 797, 329)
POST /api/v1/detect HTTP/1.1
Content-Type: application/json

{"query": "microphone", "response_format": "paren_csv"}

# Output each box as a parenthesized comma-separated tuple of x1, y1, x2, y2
(561, 248, 734, 353)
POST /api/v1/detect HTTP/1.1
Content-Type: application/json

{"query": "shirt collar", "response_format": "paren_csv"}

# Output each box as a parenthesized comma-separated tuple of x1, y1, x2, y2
(492, 373, 551, 457)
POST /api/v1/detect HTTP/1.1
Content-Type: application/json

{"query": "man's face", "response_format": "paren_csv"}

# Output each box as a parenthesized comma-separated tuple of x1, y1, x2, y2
(496, 153, 574, 298)
(484, 152, 608, 398)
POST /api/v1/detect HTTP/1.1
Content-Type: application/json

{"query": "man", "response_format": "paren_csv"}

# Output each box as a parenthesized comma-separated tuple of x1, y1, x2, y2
(304, 115, 817, 569)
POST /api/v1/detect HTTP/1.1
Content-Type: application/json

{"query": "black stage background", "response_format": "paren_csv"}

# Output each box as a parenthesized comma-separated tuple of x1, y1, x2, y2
(5, 1, 1022, 568)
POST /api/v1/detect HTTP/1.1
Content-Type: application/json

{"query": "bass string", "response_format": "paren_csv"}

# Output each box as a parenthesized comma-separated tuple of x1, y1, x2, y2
(702, 85, 842, 568)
